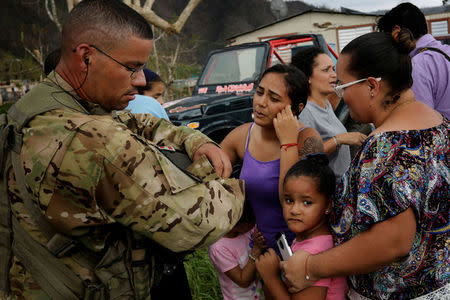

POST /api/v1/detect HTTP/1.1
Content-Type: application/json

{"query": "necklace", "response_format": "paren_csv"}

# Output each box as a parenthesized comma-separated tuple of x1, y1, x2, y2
(388, 99, 415, 116)
(377, 99, 415, 128)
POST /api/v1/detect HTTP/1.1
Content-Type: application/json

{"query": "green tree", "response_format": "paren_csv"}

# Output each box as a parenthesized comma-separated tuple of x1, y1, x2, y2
(148, 26, 202, 101)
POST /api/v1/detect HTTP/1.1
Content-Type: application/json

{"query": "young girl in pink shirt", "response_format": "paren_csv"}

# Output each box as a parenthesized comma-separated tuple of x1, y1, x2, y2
(209, 200, 267, 300)
(256, 154, 348, 300)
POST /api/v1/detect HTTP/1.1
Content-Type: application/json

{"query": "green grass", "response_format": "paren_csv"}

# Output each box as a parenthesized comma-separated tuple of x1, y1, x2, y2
(0, 102, 13, 114)
(184, 248, 223, 300)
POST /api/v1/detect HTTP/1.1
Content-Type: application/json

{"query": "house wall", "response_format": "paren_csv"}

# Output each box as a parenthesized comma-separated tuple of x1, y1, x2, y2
(230, 12, 379, 47)
(426, 12, 450, 20)
(230, 10, 450, 49)
(426, 12, 450, 39)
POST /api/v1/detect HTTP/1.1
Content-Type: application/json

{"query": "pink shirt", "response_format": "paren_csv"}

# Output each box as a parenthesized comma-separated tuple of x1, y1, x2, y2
(208, 231, 264, 300)
(292, 235, 348, 300)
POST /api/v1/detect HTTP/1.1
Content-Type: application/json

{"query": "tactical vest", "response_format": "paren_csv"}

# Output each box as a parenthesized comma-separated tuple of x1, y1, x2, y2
(0, 80, 244, 299)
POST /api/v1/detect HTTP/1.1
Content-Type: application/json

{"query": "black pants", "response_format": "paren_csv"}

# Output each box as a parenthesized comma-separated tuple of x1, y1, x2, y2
(151, 262, 192, 300)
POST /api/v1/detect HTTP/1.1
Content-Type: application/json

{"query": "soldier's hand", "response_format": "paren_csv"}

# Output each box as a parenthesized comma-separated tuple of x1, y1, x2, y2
(194, 143, 232, 178)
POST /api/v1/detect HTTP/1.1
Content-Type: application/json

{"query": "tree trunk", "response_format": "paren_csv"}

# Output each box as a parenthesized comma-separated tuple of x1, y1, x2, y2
(64, 0, 202, 35)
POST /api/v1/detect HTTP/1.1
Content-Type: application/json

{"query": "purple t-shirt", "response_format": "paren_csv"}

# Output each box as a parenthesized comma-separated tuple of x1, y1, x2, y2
(239, 123, 295, 254)
(410, 34, 450, 119)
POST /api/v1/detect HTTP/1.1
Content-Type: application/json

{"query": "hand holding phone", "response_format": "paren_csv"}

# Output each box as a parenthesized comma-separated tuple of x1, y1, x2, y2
(276, 231, 293, 261)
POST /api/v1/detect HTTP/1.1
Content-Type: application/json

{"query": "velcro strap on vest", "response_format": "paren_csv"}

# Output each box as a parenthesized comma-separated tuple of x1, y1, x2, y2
(47, 233, 80, 258)
(131, 249, 147, 263)
(12, 217, 84, 300)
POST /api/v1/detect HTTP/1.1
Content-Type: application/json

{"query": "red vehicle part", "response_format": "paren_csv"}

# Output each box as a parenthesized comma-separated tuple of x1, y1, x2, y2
(268, 37, 313, 66)
(268, 36, 338, 66)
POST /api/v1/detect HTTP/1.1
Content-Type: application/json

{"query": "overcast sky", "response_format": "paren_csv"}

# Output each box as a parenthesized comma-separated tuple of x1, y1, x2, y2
(299, 0, 445, 13)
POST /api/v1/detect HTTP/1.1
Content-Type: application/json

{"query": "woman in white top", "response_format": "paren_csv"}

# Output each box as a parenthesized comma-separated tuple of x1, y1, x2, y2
(291, 47, 367, 179)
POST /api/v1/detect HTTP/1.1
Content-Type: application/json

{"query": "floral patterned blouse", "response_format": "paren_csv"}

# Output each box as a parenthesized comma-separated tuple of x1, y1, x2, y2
(330, 119, 449, 299)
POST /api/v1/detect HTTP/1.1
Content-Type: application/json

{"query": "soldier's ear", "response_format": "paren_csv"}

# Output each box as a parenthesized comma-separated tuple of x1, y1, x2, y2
(72, 43, 91, 70)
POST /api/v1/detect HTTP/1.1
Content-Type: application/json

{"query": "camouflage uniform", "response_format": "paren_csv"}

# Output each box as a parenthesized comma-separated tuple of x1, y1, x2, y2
(4, 72, 244, 299)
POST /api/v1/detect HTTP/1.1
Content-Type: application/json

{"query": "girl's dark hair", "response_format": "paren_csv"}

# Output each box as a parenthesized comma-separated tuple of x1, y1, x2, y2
(291, 47, 325, 79)
(138, 68, 165, 95)
(284, 153, 336, 200)
(341, 32, 413, 106)
(236, 199, 256, 226)
(260, 64, 308, 117)
(377, 2, 428, 40)
(44, 49, 61, 76)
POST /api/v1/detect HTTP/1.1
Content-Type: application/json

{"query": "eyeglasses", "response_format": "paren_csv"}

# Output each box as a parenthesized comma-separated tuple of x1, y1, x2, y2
(334, 77, 381, 98)
(90, 45, 146, 79)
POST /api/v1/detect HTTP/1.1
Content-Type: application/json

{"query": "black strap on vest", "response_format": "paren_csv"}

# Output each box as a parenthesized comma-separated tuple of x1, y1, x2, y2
(417, 47, 450, 62)
(0, 113, 12, 293)
(2, 104, 90, 299)
(12, 218, 84, 299)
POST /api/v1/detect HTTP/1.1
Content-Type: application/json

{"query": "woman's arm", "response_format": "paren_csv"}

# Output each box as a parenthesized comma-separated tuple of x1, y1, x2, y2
(323, 132, 367, 155)
(281, 207, 416, 292)
(274, 106, 302, 200)
(297, 128, 323, 159)
(274, 106, 324, 199)
(220, 123, 249, 166)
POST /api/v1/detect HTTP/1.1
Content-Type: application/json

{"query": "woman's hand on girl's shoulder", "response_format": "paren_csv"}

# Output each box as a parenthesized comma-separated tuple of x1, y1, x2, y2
(274, 105, 300, 145)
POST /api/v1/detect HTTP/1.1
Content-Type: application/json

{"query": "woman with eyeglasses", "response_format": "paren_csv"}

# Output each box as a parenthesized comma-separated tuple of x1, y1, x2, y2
(291, 48, 367, 180)
(280, 31, 449, 299)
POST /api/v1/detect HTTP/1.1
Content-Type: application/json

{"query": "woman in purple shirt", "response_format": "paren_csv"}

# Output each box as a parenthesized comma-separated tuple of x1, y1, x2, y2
(378, 2, 450, 119)
(221, 64, 323, 255)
